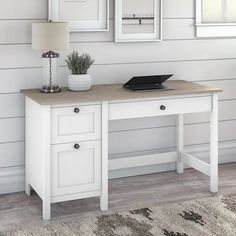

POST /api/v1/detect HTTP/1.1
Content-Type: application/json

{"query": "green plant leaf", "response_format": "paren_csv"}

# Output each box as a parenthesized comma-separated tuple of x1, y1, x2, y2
(65, 51, 95, 75)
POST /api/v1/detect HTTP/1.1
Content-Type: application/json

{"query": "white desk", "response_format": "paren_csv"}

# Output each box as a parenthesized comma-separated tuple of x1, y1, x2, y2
(22, 80, 222, 220)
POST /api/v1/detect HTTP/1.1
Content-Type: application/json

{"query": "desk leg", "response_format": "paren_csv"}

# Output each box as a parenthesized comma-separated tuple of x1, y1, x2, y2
(177, 114, 184, 174)
(210, 94, 218, 193)
(43, 105, 51, 220)
(43, 198, 51, 220)
(100, 101, 108, 211)
(25, 103, 31, 196)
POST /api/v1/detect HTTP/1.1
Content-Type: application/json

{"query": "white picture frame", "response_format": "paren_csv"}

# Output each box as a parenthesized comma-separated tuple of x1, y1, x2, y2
(196, 0, 236, 38)
(115, 0, 162, 42)
(49, 0, 109, 32)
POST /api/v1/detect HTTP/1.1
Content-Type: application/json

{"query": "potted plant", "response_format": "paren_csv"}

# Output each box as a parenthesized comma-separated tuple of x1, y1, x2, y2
(66, 51, 95, 91)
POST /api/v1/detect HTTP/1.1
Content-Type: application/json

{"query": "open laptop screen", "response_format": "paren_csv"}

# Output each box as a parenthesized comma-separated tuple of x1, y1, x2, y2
(123, 74, 173, 89)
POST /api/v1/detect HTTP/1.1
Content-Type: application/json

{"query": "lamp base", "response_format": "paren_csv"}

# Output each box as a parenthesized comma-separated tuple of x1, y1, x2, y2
(40, 86, 61, 93)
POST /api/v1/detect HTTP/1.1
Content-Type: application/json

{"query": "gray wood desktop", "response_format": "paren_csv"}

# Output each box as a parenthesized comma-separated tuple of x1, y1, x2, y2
(23, 80, 221, 105)
(22, 80, 222, 220)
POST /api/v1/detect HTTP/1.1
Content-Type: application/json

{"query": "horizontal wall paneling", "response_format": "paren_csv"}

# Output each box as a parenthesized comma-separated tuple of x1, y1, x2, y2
(1, 39, 236, 69)
(1, 59, 236, 93)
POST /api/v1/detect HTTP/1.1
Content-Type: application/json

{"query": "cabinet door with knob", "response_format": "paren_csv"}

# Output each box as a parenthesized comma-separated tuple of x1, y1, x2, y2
(51, 105, 101, 144)
(51, 140, 101, 197)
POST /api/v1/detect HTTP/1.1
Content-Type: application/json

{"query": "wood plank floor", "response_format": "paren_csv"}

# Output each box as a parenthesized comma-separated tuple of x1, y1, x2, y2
(1, 163, 236, 232)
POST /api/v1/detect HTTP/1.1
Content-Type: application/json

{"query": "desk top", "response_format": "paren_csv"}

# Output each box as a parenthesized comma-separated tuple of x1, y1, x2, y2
(22, 80, 222, 106)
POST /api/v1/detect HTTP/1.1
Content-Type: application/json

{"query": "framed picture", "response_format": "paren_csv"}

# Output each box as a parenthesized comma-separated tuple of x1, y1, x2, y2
(196, 0, 236, 37)
(115, 0, 162, 42)
(49, 0, 109, 32)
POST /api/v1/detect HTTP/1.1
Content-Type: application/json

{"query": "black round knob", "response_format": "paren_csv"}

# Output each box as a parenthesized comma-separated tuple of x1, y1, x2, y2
(74, 144, 80, 149)
(74, 107, 80, 113)
(160, 105, 166, 111)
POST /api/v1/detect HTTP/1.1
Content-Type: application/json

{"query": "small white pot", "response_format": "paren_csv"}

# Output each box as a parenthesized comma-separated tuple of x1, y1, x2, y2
(68, 74, 92, 91)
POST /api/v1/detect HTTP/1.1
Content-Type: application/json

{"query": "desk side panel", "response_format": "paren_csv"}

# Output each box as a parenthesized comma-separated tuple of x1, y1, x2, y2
(25, 97, 49, 199)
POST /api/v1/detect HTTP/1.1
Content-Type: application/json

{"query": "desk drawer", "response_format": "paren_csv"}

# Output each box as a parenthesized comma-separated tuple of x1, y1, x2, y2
(109, 96, 212, 120)
(52, 105, 101, 144)
(51, 140, 101, 197)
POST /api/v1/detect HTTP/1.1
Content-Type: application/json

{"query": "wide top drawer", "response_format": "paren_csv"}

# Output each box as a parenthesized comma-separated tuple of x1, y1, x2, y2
(109, 96, 212, 120)
(52, 105, 101, 144)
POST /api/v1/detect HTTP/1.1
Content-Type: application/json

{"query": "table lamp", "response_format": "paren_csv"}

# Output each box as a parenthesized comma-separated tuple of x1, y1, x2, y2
(32, 22, 69, 93)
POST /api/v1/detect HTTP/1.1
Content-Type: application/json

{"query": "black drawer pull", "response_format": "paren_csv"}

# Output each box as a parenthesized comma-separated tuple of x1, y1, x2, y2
(74, 144, 80, 150)
(74, 107, 80, 113)
(160, 105, 166, 111)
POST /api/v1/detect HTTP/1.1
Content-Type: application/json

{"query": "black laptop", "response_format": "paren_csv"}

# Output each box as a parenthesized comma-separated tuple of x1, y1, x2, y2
(123, 74, 173, 91)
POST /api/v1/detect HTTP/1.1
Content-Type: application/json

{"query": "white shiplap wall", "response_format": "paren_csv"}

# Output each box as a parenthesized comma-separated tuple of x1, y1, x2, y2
(1, 0, 236, 193)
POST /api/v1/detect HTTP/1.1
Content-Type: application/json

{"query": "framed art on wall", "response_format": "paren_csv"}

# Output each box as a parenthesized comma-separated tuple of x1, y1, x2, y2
(49, 0, 109, 32)
(196, 0, 236, 37)
(115, 0, 162, 42)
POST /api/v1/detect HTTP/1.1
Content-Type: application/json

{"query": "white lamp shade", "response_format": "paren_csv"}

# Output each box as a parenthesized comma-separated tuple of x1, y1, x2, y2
(32, 22, 69, 51)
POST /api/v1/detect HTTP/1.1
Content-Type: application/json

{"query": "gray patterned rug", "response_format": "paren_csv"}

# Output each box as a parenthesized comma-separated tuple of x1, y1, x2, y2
(1, 194, 236, 236)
